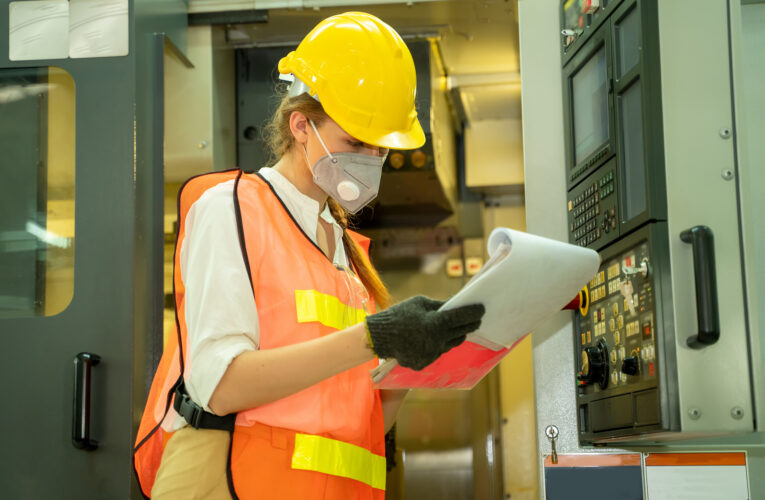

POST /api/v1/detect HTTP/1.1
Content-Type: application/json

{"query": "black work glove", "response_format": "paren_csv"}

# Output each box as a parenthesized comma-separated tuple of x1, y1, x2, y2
(365, 296, 485, 371)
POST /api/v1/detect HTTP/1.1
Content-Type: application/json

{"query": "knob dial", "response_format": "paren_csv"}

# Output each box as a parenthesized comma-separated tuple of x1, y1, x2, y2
(577, 339, 609, 389)
(621, 356, 640, 376)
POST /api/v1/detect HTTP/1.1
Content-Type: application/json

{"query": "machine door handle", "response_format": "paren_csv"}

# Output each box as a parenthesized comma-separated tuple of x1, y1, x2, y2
(72, 352, 100, 450)
(680, 226, 720, 348)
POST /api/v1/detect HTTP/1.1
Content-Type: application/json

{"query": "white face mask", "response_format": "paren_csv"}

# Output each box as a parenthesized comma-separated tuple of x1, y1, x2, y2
(304, 120, 386, 214)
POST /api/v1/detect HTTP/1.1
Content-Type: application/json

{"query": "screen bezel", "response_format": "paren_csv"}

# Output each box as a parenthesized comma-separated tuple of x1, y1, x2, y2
(611, 0, 666, 235)
(560, 0, 626, 67)
(563, 18, 616, 191)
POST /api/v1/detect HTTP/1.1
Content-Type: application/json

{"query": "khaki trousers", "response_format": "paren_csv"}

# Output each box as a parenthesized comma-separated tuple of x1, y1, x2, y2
(152, 426, 233, 500)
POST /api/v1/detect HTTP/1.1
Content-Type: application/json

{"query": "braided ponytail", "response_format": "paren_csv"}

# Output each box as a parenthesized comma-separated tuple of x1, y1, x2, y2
(327, 199, 391, 310)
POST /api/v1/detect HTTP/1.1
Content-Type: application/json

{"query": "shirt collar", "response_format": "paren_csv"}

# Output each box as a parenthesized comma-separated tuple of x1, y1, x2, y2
(258, 167, 346, 266)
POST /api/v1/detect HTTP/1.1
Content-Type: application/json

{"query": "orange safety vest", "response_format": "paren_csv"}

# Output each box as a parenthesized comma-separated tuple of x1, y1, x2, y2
(134, 169, 386, 499)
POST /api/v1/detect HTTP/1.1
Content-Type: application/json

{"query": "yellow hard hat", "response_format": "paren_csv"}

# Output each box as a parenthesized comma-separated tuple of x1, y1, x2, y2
(278, 12, 425, 150)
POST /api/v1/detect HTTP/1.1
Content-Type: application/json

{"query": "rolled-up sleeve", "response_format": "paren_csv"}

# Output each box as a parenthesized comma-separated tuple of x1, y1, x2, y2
(178, 180, 259, 414)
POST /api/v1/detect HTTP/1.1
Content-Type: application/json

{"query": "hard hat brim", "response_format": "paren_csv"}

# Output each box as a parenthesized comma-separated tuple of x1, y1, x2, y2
(340, 116, 427, 151)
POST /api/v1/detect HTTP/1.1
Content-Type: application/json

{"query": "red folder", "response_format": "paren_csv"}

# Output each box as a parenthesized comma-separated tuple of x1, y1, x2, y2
(373, 334, 529, 390)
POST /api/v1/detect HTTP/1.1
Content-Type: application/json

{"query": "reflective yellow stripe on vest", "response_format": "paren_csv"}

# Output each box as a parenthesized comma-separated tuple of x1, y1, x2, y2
(295, 290, 366, 330)
(291, 433, 386, 490)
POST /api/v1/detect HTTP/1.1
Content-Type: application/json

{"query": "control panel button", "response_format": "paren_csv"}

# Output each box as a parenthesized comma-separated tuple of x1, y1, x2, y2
(642, 322, 652, 338)
(621, 356, 640, 376)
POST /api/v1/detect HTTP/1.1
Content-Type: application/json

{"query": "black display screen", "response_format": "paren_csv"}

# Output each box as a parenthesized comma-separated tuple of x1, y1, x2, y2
(572, 45, 609, 166)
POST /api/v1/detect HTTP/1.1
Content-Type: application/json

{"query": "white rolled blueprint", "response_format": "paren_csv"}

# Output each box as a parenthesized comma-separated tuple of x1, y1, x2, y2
(444, 227, 600, 350)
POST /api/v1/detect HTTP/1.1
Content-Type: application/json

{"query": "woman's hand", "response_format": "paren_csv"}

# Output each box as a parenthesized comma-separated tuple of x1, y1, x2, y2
(365, 296, 485, 370)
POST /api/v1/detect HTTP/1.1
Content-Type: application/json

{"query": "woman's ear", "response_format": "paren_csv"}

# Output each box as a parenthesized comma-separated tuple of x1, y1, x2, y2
(289, 111, 309, 146)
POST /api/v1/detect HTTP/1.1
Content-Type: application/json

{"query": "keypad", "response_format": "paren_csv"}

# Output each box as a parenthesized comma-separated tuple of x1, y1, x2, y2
(569, 166, 617, 247)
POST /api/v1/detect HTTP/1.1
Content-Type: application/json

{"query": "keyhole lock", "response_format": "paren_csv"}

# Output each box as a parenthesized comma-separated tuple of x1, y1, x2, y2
(545, 425, 559, 464)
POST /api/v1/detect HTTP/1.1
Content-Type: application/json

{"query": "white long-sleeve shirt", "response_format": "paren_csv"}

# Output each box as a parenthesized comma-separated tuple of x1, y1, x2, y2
(172, 167, 346, 429)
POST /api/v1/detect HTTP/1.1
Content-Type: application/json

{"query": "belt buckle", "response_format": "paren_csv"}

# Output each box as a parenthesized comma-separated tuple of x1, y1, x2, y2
(181, 393, 203, 429)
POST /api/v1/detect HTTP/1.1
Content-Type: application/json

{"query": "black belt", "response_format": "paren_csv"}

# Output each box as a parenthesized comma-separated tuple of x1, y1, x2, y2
(173, 382, 236, 432)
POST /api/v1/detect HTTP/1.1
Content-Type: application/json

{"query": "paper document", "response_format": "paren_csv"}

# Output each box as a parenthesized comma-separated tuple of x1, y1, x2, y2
(372, 227, 599, 388)
(446, 227, 600, 348)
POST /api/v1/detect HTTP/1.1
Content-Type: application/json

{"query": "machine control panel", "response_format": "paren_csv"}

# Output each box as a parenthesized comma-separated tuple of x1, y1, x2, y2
(567, 159, 619, 250)
(575, 237, 661, 440)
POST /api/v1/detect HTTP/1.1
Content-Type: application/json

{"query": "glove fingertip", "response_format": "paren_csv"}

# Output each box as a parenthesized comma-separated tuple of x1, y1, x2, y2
(463, 303, 486, 321)
(445, 334, 467, 350)
(422, 296, 445, 311)
(451, 320, 482, 337)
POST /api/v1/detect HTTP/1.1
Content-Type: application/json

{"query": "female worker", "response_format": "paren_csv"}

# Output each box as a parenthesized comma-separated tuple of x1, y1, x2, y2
(134, 12, 484, 499)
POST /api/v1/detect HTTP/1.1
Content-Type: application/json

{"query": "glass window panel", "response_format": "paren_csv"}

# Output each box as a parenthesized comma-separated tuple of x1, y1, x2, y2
(616, 6, 641, 78)
(0, 67, 75, 317)
(572, 45, 609, 165)
(619, 79, 646, 221)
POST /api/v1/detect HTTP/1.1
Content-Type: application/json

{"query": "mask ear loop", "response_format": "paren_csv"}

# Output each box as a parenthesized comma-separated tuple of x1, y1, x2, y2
(309, 119, 338, 164)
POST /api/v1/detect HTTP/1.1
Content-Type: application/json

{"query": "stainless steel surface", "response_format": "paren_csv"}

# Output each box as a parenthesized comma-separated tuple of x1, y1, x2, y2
(190, 0, 444, 12)
(165, 25, 236, 183)
(730, 0, 765, 430)
(523, 0, 765, 496)
(214, 1, 520, 84)
(518, 0, 615, 479)
(394, 372, 504, 499)
(658, 0, 753, 435)
(379, 264, 504, 499)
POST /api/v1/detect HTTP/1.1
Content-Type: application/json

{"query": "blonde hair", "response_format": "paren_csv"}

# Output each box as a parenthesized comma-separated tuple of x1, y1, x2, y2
(264, 92, 391, 309)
